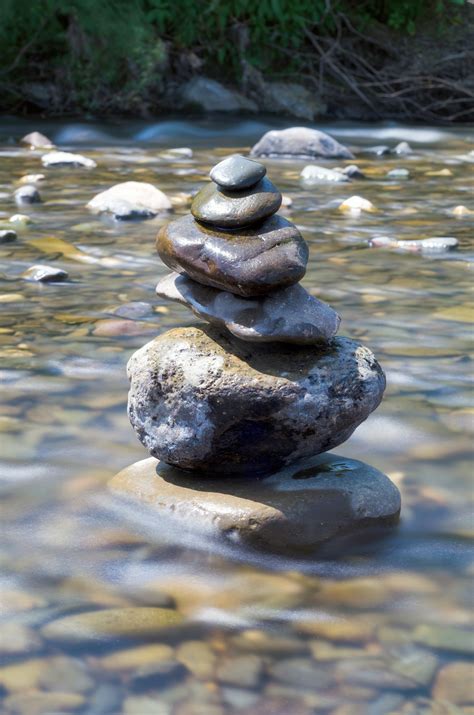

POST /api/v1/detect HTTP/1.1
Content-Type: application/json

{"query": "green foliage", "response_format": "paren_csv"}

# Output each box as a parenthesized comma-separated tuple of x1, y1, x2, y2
(0, 0, 467, 112)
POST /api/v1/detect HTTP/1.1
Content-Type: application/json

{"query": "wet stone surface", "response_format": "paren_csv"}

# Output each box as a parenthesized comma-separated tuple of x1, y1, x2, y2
(109, 452, 400, 552)
(210, 154, 266, 190)
(157, 213, 308, 296)
(156, 272, 340, 344)
(191, 177, 281, 228)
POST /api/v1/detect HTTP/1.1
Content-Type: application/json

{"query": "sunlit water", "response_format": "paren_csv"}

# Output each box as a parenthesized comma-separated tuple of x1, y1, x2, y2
(0, 118, 473, 715)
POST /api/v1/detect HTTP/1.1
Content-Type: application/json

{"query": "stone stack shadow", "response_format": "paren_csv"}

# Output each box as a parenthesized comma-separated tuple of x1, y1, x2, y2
(109, 154, 401, 553)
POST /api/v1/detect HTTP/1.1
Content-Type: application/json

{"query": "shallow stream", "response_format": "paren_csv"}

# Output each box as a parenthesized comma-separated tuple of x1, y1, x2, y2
(0, 118, 473, 715)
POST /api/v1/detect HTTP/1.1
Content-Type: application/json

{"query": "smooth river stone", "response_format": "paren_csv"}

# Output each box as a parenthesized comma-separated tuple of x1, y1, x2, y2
(250, 127, 354, 160)
(87, 181, 172, 220)
(210, 154, 266, 190)
(156, 272, 340, 344)
(109, 453, 400, 553)
(191, 177, 281, 228)
(127, 326, 386, 476)
(157, 213, 308, 297)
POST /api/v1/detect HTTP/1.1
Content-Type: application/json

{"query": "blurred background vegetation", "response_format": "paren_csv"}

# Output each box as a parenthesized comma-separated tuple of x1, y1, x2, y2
(0, 0, 472, 121)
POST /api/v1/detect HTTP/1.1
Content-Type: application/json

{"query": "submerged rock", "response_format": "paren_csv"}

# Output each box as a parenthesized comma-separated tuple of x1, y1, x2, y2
(191, 177, 281, 227)
(394, 141, 413, 155)
(109, 452, 400, 552)
(250, 127, 354, 160)
(338, 196, 375, 214)
(87, 181, 171, 219)
(370, 236, 458, 252)
(156, 272, 340, 344)
(0, 229, 17, 244)
(300, 165, 350, 185)
(41, 607, 183, 643)
(157, 213, 308, 297)
(127, 326, 385, 476)
(42, 151, 96, 168)
(14, 184, 41, 205)
(22, 264, 68, 283)
(386, 168, 410, 179)
(20, 131, 54, 149)
(210, 154, 266, 191)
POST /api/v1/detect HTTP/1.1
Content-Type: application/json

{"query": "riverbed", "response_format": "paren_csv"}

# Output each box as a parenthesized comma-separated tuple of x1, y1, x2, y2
(0, 118, 473, 714)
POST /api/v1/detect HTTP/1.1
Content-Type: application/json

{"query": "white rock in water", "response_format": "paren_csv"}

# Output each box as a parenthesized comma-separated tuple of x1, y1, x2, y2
(339, 196, 375, 214)
(300, 165, 350, 185)
(386, 168, 410, 179)
(14, 185, 41, 205)
(20, 131, 55, 149)
(452, 205, 474, 217)
(370, 236, 458, 252)
(394, 141, 413, 155)
(42, 151, 96, 168)
(87, 181, 172, 219)
(9, 214, 32, 227)
(22, 264, 68, 282)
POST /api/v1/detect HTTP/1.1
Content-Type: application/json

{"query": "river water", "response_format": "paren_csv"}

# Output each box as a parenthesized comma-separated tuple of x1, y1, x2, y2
(0, 118, 473, 714)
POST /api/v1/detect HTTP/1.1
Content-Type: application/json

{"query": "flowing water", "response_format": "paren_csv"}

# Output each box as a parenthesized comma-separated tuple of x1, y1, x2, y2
(0, 118, 473, 715)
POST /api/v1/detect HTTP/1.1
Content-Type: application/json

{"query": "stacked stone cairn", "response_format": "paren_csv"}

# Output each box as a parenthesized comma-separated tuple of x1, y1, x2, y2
(110, 155, 401, 553)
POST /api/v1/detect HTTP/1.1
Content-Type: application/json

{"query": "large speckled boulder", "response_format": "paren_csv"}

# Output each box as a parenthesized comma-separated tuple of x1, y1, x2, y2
(250, 127, 354, 160)
(156, 214, 308, 297)
(156, 272, 340, 344)
(109, 453, 400, 553)
(127, 326, 385, 476)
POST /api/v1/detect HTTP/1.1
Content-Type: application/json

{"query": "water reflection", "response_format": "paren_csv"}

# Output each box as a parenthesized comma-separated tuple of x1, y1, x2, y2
(0, 119, 473, 714)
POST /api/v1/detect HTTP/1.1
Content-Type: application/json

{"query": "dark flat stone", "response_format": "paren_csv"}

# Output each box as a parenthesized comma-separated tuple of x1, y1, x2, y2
(156, 272, 340, 344)
(109, 452, 400, 553)
(191, 177, 281, 228)
(156, 214, 308, 297)
(210, 154, 266, 191)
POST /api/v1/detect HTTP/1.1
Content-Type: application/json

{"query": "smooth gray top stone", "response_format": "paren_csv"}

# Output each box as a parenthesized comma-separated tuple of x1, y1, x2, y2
(210, 154, 266, 190)
(127, 325, 385, 476)
(250, 127, 354, 160)
(156, 272, 341, 344)
(191, 177, 281, 228)
(109, 452, 400, 553)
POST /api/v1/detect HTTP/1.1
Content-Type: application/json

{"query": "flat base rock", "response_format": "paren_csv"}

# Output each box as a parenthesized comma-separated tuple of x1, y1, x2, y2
(109, 453, 401, 553)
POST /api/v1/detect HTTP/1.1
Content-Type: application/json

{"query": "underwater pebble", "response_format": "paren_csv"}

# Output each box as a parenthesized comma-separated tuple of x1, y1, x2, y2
(386, 168, 410, 179)
(41, 607, 183, 643)
(432, 661, 474, 705)
(17, 173, 46, 185)
(176, 641, 216, 679)
(99, 643, 174, 671)
(217, 654, 264, 688)
(413, 624, 474, 655)
(3, 691, 85, 715)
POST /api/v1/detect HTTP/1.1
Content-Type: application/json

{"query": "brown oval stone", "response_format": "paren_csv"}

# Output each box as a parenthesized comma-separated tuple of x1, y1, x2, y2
(156, 214, 308, 297)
